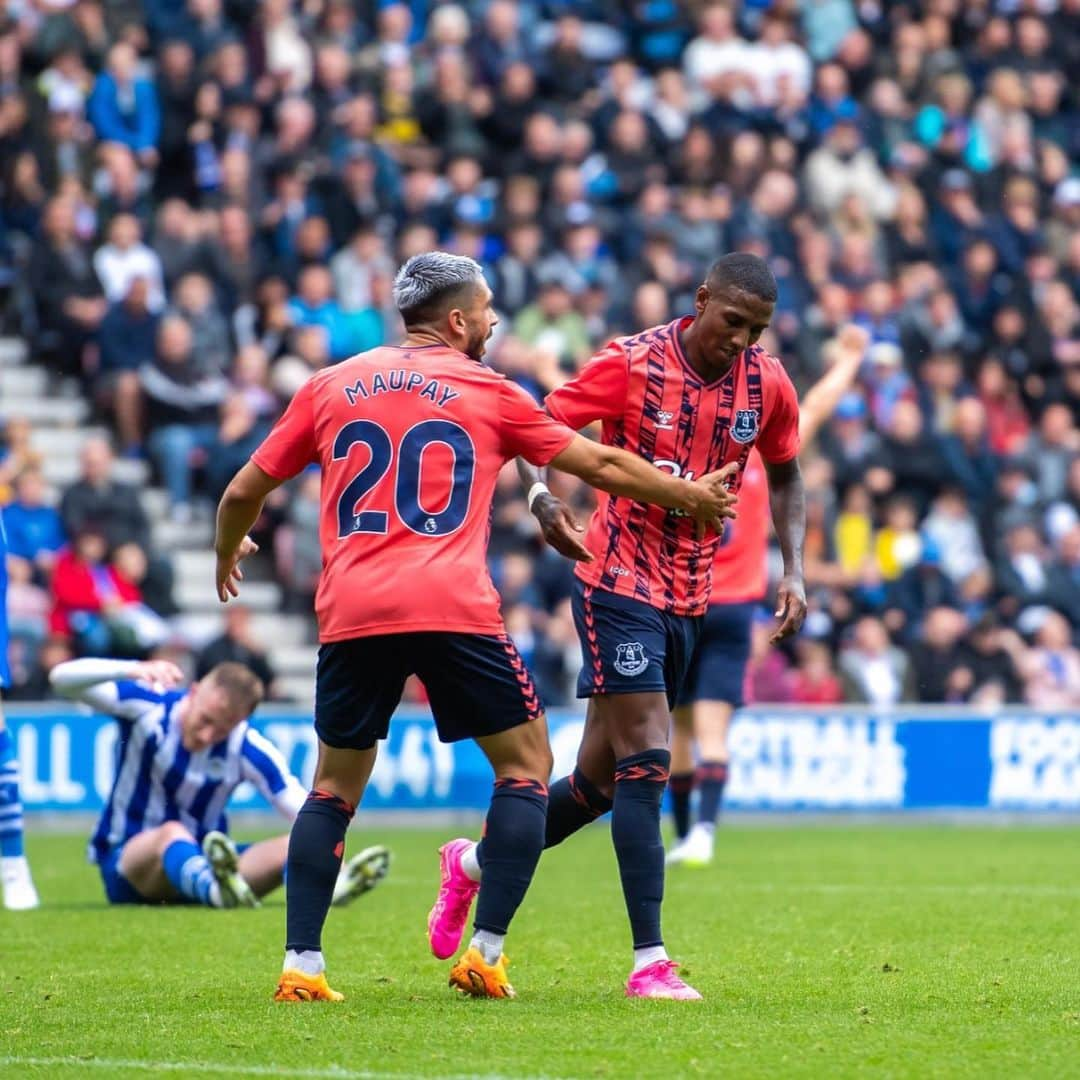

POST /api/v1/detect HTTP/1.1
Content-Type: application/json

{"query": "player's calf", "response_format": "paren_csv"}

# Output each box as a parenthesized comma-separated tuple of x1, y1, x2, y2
(281, 788, 355, 993)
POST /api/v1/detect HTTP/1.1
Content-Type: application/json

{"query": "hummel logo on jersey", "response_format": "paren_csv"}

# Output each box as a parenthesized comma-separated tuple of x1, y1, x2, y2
(731, 408, 760, 443)
(614, 641, 649, 676)
(655, 409, 674, 430)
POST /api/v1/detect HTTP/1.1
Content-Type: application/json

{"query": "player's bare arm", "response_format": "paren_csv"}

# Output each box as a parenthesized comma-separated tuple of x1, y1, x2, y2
(515, 457, 593, 562)
(215, 462, 282, 602)
(549, 435, 738, 534)
(798, 324, 870, 444)
(763, 456, 807, 644)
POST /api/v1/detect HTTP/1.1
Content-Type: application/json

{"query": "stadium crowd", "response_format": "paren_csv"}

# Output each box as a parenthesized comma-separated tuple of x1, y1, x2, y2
(0, 0, 1078, 709)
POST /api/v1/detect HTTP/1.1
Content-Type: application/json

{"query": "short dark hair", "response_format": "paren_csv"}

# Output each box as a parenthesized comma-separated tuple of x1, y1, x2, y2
(706, 253, 778, 303)
(392, 251, 484, 326)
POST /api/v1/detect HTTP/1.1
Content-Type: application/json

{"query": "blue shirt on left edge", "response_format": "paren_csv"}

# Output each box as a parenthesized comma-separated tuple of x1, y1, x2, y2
(1, 501, 67, 562)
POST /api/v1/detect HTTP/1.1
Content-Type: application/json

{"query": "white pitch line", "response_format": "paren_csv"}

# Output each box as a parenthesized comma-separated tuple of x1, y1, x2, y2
(678, 882, 1080, 898)
(0, 1057, 559, 1080)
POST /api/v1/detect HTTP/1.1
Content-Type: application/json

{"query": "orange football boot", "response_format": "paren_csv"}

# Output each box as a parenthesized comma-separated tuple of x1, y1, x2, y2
(448, 947, 516, 999)
(274, 969, 344, 1002)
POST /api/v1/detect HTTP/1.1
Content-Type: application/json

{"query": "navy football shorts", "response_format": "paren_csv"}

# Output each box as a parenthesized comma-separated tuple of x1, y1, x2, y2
(675, 600, 758, 709)
(571, 580, 702, 710)
(315, 632, 543, 750)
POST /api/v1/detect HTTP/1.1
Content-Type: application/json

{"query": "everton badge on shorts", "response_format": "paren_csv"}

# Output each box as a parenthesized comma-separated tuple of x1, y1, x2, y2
(614, 641, 649, 677)
(731, 408, 760, 444)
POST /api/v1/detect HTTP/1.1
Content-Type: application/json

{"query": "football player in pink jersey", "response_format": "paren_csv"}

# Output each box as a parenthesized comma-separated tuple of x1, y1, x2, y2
(436, 253, 806, 999)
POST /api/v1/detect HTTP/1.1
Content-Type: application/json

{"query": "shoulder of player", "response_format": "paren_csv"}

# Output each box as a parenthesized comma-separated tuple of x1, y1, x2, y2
(746, 344, 788, 376)
(747, 345, 796, 393)
(616, 321, 673, 362)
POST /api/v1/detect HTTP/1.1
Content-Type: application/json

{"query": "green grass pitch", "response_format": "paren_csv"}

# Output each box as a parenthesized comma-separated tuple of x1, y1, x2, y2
(2, 824, 1079, 1079)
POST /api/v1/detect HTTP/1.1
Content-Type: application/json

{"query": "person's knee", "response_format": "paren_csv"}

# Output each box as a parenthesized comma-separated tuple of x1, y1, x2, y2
(156, 821, 194, 851)
(581, 768, 614, 802)
(608, 703, 670, 760)
(311, 745, 374, 807)
(492, 718, 553, 783)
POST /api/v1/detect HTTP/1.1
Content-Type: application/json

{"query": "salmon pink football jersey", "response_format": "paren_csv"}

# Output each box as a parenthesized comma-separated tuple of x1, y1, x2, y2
(251, 345, 574, 640)
(710, 449, 770, 604)
(545, 318, 799, 617)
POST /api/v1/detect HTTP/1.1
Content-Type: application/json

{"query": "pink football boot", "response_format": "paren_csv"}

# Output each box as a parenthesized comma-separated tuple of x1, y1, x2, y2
(427, 839, 481, 960)
(625, 960, 703, 1000)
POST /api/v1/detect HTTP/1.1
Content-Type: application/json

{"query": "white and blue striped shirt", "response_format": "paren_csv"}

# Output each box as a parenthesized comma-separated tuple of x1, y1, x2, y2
(51, 660, 306, 863)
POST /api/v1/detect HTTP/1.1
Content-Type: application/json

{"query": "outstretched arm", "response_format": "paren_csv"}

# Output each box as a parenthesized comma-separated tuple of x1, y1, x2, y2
(549, 434, 737, 531)
(763, 456, 807, 644)
(215, 461, 283, 602)
(50, 658, 185, 712)
(799, 324, 870, 444)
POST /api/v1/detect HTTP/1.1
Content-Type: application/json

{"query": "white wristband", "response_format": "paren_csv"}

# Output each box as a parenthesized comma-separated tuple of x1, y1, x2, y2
(527, 482, 550, 512)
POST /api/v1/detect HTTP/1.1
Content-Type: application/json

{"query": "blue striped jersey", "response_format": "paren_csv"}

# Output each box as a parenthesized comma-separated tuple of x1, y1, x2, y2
(85, 679, 305, 863)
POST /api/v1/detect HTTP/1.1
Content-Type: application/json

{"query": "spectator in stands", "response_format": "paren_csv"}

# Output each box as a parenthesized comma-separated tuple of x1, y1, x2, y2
(286, 264, 378, 361)
(60, 437, 150, 556)
(167, 272, 231, 375)
(275, 468, 321, 614)
(876, 399, 943, 516)
(1020, 403, 1079, 506)
(141, 315, 229, 522)
(3, 556, 51, 693)
(1021, 611, 1080, 710)
(2, 468, 67, 581)
(939, 398, 998, 520)
(909, 606, 970, 703)
(96, 276, 159, 454)
(93, 213, 166, 311)
(1047, 524, 1080, 631)
(196, 602, 282, 699)
(745, 615, 793, 704)
(920, 489, 987, 586)
(788, 640, 844, 705)
(87, 43, 160, 166)
(29, 196, 106, 378)
(49, 529, 118, 656)
(886, 537, 959, 642)
(839, 616, 916, 705)
(207, 394, 269, 502)
(995, 522, 1055, 621)
(958, 613, 1025, 705)
(0, 418, 42, 505)
(512, 279, 590, 368)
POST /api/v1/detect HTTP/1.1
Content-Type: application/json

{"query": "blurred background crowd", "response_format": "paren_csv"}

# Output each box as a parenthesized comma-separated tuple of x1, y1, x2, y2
(0, 0, 1077, 709)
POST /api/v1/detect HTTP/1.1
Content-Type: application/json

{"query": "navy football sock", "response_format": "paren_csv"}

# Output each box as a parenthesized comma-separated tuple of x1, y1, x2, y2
(544, 767, 613, 849)
(162, 838, 218, 906)
(285, 790, 355, 953)
(612, 749, 670, 949)
(668, 772, 694, 842)
(695, 761, 729, 828)
(474, 778, 548, 936)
